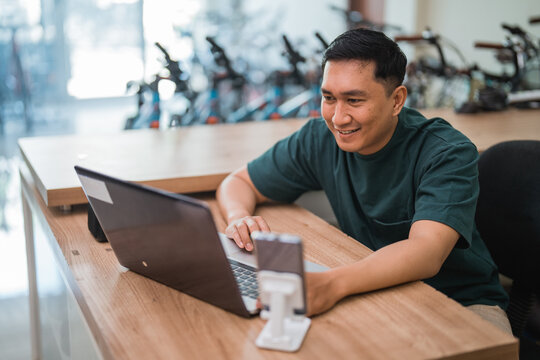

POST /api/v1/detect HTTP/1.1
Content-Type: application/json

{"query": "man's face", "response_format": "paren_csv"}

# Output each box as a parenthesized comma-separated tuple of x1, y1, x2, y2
(321, 60, 402, 155)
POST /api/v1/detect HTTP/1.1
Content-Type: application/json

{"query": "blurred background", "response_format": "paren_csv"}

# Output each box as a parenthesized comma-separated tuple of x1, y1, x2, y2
(0, 0, 539, 359)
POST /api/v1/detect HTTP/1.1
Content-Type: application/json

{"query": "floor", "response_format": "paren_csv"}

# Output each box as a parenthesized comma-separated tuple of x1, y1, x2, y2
(0, 96, 133, 360)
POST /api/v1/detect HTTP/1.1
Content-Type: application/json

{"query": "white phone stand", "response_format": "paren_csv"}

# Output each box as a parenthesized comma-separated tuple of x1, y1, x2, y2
(255, 270, 311, 352)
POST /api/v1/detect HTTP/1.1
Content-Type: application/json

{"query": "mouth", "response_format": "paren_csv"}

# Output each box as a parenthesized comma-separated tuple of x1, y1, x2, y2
(337, 128, 361, 135)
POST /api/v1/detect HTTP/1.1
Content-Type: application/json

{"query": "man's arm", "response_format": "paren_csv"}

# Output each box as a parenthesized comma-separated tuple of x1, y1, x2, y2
(305, 220, 459, 316)
(216, 165, 271, 251)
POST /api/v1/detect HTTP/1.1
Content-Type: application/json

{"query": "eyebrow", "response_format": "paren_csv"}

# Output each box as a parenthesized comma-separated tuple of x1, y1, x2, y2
(321, 88, 368, 97)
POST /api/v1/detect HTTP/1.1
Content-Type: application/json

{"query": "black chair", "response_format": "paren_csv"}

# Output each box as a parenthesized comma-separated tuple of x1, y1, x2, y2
(475, 140, 540, 337)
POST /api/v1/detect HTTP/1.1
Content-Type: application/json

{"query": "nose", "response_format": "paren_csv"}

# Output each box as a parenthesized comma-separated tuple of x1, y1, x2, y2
(332, 102, 351, 128)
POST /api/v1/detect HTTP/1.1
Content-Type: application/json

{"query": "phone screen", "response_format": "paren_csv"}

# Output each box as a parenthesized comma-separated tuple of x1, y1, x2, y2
(253, 232, 306, 314)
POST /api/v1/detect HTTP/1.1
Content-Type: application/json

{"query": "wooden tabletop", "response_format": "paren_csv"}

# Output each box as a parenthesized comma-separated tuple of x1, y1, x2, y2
(421, 107, 540, 153)
(18, 108, 540, 207)
(18, 119, 306, 207)
(21, 169, 518, 359)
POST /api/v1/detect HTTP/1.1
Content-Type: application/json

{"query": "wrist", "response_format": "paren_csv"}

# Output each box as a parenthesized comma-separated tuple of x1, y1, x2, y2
(226, 210, 251, 223)
(328, 267, 353, 300)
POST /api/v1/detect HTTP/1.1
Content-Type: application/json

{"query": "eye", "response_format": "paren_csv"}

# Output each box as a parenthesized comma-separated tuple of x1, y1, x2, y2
(348, 98, 363, 104)
(322, 95, 335, 102)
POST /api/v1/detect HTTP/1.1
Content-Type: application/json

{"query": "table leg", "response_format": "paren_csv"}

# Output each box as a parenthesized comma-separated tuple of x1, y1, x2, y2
(22, 185, 41, 360)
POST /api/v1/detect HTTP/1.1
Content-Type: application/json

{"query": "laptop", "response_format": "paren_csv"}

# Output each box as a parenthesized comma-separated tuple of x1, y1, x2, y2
(74, 165, 326, 318)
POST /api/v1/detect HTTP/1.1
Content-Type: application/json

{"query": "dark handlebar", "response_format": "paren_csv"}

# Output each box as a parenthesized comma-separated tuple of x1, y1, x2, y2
(206, 36, 232, 70)
(395, 29, 447, 76)
(474, 42, 507, 50)
(154, 42, 184, 83)
(394, 35, 425, 42)
(205, 36, 246, 88)
(205, 36, 221, 52)
(282, 35, 306, 64)
(502, 23, 526, 35)
(155, 42, 171, 60)
(315, 32, 329, 49)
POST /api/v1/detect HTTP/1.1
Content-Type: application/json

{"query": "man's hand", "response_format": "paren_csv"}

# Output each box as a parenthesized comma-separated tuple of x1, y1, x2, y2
(304, 271, 343, 317)
(303, 219, 460, 317)
(217, 165, 271, 251)
(253, 271, 342, 316)
(225, 216, 270, 251)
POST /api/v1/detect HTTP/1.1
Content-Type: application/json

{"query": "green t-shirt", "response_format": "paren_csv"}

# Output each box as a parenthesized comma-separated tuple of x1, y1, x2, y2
(248, 107, 508, 309)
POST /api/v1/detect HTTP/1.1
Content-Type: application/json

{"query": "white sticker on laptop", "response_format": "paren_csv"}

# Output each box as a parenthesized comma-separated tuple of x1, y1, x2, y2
(79, 175, 113, 204)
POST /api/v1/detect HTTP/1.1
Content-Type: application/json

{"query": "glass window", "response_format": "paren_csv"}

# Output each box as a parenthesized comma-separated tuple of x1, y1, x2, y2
(64, 0, 144, 98)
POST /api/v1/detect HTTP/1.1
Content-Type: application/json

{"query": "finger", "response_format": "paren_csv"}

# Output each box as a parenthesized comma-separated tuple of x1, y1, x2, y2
(245, 218, 260, 234)
(304, 272, 314, 316)
(253, 216, 271, 232)
(225, 224, 236, 239)
(236, 222, 253, 251)
(228, 225, 244, 249)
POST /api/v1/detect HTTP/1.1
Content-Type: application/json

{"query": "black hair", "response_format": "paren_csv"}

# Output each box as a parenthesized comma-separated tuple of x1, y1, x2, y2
(322, 28, 407, 95)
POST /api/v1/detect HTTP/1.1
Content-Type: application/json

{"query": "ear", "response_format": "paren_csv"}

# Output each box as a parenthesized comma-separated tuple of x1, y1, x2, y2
(391, 85, 407, 117)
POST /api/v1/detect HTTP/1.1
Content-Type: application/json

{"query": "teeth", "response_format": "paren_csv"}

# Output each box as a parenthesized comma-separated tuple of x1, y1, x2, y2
(339, 129, 359, 134)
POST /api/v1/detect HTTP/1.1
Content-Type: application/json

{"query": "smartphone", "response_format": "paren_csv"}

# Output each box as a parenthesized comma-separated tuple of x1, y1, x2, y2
(252, 232, 306, 315)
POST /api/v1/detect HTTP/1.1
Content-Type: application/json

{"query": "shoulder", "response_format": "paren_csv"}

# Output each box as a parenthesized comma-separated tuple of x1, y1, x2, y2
(397, 108, 479, 181)
(399, 107, 477, 154)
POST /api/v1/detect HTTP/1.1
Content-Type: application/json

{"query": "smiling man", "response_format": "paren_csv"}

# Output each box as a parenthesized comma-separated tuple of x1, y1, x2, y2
(216, 28, 510, 333)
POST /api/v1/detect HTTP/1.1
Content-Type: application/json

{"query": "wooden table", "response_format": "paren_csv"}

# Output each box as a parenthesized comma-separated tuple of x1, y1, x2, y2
(421, 107, 540, 153)
(20, 170, 518, 359)
(18, 108, 540, 207)
(19, 108, 533, 359)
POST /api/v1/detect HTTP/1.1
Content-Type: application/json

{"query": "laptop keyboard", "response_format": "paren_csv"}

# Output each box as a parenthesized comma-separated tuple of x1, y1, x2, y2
(229, 260, 259, 299)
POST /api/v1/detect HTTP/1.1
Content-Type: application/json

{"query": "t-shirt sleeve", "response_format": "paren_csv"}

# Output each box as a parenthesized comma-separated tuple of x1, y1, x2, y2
(413, 141, 480, 248)
(247, 119, 322, 203)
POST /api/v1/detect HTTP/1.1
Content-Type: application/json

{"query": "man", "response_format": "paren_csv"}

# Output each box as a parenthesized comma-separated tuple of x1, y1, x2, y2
(216, 28, 510, 332)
